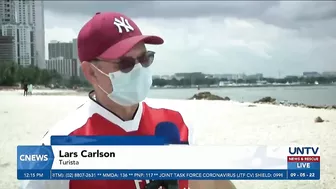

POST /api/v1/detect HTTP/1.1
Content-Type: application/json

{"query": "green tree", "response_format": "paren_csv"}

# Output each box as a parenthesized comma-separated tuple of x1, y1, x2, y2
(0, 61, 18, 86)
(0, 61, 66, 87)
(37, 69, 53, 86)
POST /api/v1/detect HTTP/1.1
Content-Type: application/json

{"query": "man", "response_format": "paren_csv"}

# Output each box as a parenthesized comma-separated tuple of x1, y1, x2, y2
(23, 82, 28, 96)
(22, 12, 236, 189)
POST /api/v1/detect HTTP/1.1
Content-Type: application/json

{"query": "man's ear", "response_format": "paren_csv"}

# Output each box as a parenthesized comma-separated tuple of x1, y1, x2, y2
(81, 61, 98, 86)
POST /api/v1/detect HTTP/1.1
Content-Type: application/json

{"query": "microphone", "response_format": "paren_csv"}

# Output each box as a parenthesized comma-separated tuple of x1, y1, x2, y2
(144, 180, 178, 189)
(144, 122, 183, 189)
(154, 122, 181, 144)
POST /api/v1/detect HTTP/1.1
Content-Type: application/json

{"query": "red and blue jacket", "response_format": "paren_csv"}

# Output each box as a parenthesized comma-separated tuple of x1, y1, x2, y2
(22, 92, 194, 189)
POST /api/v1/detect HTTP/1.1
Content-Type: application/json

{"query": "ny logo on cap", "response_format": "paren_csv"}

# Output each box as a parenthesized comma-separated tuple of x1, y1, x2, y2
(114, 16, 134, 33)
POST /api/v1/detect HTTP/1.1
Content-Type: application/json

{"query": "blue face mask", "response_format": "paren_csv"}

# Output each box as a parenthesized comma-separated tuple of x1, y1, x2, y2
(96, 63, 152, 106)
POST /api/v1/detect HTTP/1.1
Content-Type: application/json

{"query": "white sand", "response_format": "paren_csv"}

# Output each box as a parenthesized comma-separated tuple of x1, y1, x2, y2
(0, 90, 335, 189)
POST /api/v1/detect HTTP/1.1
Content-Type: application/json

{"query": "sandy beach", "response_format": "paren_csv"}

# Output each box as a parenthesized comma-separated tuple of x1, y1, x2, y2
(0, 90, 335, 189)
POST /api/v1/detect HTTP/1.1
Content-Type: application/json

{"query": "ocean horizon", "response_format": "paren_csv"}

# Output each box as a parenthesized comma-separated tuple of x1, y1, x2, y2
(1, 85, 335, 106)
(148, 85, 336, 106)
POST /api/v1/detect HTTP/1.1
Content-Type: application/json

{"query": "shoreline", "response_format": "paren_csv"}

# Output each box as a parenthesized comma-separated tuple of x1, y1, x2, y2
(1, 89, 335, 110)
(1, 83, 335, 91)
(151, 83, 336, 89)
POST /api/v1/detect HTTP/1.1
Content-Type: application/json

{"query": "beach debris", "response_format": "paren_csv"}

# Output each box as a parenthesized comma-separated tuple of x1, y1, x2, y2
(290, 140, 300, 143)
(314, 116, 324, 123)
(254, 96, 277, 104)
(188, 92, 230, 101)
(254, 97, 336, 110)
(0, 162, 10, 168)
(223, 96, 230, 101)
(248, 105, 257, 107)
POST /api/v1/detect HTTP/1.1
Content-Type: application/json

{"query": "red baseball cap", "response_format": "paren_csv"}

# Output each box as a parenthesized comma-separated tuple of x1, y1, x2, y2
(77, 12, 164, 62)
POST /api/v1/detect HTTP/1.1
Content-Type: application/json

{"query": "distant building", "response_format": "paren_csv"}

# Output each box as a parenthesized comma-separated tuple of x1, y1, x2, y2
(1, 24, 34, 66)
(71, 38, 83, 79)
(48, 41, 73, 59)
(285, 75, 299, 80)
(246, 73, 263, 80)
(160, 75, 173, 80)
(34, 0, 46, 69)
(303, 72, 321, 78)
(47, 39, 84, 79)
(204, 74, 214, 79)
(174, 72, 205, 80)
(152, 75, 160, 79)
(0, 34, 14, 62)
(0, 0, 15, 24)
(230, 74, 246, 80)
(212, 74, 233, 79)
(46, 57, 78, 78)
(72, 39, 78, 59)
(0, 0, 45, 68)
(322, 71, 336, 77)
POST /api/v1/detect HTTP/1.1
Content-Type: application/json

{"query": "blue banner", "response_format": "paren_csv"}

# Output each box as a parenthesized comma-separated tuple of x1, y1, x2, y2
(51, 136, 166, 145)
(287, 170, 320, 180)
(17, 169, 307, 180)
(17, 142, 321, 181)
(17, 169, 320, 180)
(17, 146, 54, 170)
(287, 162, 320, 170)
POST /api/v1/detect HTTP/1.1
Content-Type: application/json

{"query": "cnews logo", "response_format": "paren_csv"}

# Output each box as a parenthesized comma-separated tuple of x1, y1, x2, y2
(20, 155, 48, 161)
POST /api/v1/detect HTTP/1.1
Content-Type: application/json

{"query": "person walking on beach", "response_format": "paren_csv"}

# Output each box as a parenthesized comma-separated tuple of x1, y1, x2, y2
(23, 82, 28, 96)
(27, 84, 33, 95)
(22, 12, 236, 189)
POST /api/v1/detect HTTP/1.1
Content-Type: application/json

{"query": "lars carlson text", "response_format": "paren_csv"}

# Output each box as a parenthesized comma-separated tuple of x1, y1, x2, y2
(58, 150, 116, 165)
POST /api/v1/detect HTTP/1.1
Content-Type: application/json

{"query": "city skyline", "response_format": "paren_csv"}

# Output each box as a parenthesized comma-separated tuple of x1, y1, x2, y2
(45, 37, 336, 79)
(42, 1, 336, 77)
(0, 0, 45, 68)
(45, 38, 81, 78)
(44, 38, 336, 80)
(152, 71, 336, 79)
(10, 1, 336, 77)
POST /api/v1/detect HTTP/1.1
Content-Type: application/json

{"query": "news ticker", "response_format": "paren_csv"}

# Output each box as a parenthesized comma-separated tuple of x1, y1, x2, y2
(17, 136, 320, 180)
(19, 169, 320, 180)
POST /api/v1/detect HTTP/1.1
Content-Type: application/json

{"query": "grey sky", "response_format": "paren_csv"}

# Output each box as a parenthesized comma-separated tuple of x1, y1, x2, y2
(43, 1, 336, 77)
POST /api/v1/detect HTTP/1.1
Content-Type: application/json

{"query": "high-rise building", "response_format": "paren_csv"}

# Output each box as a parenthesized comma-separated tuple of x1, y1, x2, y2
(1, 24, 33, 65)
(71, 38, 84, 79)
(322, 71, 336, 77)
(303, 72, 321, 78)
(0, 34, 14, 62)
(48, 41, 73, 59)
(0, 0, 15, 24)
(0, 0, 45, 68)
(46, 39, 84, 79)
(0, 0, 16, 63)
(72, 38, 77, 59)
(34, 0, 46, 69)
(46, 57, 78, 78)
